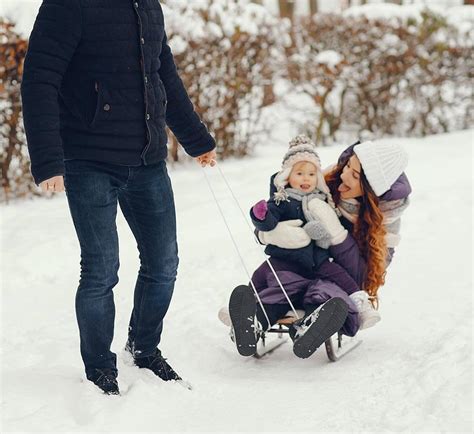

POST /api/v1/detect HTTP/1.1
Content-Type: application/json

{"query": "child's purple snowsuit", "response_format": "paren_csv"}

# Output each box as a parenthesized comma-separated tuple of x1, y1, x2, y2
(251, 257, 361, 336)
(251, 143, 412, 337)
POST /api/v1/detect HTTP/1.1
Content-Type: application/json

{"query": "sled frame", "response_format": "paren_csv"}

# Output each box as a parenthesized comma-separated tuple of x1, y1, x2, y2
(254, 317, 362, 361)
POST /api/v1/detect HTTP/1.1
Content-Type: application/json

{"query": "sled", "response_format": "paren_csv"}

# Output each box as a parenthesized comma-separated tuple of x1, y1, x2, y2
(324, 332, 362, 362)
(254, 310, 362, 362)
(254, 329, 289, 359)
(205, 167, 362, 362)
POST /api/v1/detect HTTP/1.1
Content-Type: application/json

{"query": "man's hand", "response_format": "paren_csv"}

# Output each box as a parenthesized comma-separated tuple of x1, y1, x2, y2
(195, 149, 217, 167)
(39, 175, 65, 193)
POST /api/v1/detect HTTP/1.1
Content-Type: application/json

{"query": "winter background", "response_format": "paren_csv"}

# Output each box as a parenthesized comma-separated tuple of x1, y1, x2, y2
(1, 0, 473, 433)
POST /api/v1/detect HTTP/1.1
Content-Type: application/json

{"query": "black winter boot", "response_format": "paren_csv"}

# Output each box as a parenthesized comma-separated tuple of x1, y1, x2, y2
(134, 349, 182, 382)
(87, 368, 120, 395)
(228, 285, 261, 357)
(289, 298, 349, 359)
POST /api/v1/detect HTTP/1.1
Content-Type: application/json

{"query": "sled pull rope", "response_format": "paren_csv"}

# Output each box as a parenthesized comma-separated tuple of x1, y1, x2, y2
(201, 166, 270, 328)
(213, 164, 300, 319)
(201, 164, 300, 321)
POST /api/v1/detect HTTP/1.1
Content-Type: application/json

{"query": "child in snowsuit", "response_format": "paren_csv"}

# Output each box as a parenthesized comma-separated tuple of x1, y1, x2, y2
(250, 135, 354, 279)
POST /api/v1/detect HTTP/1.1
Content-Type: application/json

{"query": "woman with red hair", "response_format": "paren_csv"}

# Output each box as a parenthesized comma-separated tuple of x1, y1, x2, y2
(226, 140, 410, 359)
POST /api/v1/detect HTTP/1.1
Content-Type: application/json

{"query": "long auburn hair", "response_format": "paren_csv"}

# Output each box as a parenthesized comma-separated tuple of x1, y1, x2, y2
(325, 153, 388, 304)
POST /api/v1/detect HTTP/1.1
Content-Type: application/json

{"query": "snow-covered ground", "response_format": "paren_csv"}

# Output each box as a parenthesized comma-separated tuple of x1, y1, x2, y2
(1, 129, 472, 432)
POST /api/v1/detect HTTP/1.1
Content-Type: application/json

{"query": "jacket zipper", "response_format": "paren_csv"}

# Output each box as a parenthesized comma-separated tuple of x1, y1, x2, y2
(133, 2, 152, 164)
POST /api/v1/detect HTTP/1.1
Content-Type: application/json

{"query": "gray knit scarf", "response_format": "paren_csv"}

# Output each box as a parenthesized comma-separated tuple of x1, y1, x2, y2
(338, 197, 410, 248)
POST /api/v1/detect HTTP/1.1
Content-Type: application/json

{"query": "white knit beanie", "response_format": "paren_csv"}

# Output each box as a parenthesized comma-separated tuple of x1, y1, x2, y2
(273, 135, 334, 205)
(354, 140, 409, 197)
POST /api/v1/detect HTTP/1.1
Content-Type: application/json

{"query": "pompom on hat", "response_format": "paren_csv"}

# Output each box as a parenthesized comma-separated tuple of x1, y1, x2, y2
(273, 135, 332, 204)
(353, 141, 409, 197)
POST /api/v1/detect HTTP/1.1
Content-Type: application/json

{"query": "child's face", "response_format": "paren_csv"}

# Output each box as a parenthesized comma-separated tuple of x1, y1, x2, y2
(288, 161, 318, 193)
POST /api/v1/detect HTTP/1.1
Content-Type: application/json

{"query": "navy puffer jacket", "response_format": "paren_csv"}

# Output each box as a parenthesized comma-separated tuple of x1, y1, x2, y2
(250, 176, 330, 275)
(21, 0, 215, 185)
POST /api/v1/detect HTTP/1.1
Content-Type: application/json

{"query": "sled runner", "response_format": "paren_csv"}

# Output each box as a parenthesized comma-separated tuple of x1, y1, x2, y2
(324, 331, 362, 362)
(254, 310, 362, 361)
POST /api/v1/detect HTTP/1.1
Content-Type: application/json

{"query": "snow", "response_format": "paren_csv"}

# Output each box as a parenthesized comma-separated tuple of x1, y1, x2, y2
(0, 0, 42, 37)
(1, 128, 473, 432)
(445, 5, 474, 34)
(315, 50, 343, 67)
(161, 0, 285, 55)
(1, 0, 470, 38)
(343, 2, 474, 33)
(343, 3, 433, 22)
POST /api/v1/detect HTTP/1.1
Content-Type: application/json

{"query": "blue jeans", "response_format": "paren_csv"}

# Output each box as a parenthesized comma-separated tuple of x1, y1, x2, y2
(64, 159, 178, 379)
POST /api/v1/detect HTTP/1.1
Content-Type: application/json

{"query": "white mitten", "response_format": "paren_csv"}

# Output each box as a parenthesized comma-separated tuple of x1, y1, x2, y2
(258, 219, 311, 249)
(307, 199, 348, 246)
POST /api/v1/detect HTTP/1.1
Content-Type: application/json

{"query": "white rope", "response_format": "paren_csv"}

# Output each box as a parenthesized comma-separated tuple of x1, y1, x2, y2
(202, 163, 301, 322)
(201, 166, 271, 328)
(215, 165, 301, 319)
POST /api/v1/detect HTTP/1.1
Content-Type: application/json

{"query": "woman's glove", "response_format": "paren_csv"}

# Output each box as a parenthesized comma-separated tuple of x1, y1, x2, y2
(258, 220, 311, 249)
(304, 198, 348, 248)
(252, 200, 268, 221)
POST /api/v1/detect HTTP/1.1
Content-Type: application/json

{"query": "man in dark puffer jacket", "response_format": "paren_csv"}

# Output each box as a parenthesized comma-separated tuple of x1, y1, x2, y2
(21, 0, 216, 395)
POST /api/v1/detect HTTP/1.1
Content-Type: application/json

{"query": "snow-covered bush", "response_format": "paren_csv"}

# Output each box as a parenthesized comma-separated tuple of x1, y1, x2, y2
(1, 1, 472, 200)
(0, 19, 30, 202)
(286, 8, 473, 144)
(162, 0, 289, 159)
